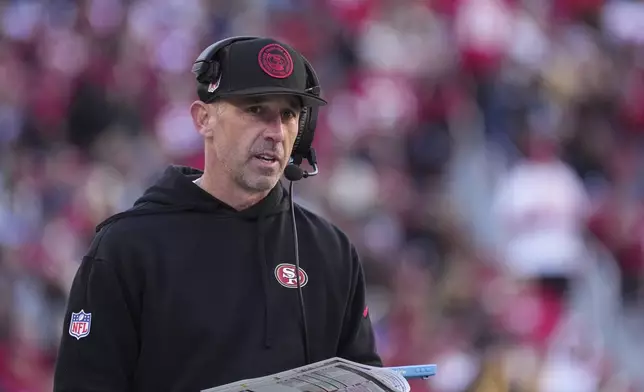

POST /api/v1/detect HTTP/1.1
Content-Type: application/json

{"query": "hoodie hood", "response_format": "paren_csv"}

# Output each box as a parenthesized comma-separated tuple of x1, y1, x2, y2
(96, 165, 290, 232)
(95, 165, 291, 350)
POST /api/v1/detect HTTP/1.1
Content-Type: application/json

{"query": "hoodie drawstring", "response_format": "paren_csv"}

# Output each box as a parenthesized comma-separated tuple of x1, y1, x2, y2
(257, 212, 272, 348)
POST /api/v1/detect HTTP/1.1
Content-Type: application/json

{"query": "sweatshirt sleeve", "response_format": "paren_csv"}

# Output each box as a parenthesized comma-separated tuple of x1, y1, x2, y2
(337, 245, 383, 367)
(53, 252, 141, 392)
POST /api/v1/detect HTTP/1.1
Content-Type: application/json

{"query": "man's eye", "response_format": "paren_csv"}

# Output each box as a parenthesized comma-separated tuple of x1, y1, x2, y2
(282, 110, 297, 120)
(247, 106, 262, 114)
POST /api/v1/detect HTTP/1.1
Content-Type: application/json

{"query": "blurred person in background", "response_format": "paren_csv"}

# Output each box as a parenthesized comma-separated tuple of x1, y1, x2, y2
(491, 126, 591, 347)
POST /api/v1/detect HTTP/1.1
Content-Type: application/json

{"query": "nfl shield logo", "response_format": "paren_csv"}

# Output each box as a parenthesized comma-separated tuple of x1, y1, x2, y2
(69, 310, 92, 340)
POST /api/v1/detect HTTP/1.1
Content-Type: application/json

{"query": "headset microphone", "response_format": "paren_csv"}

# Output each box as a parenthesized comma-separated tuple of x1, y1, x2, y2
(284, 165, 304, 182)
(284, 148, 319, 182)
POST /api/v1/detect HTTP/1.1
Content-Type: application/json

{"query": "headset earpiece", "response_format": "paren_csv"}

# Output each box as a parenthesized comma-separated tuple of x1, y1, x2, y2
(291, 107, 308, 165)
(290, 57, 321, 167)
(292, 105, 319, 164)
(192, 36, 258, 103)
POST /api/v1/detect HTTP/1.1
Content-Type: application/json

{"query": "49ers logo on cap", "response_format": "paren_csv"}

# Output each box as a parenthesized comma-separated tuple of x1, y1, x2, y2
(274, 263, 308, 288)
(258, 43, 293, 79)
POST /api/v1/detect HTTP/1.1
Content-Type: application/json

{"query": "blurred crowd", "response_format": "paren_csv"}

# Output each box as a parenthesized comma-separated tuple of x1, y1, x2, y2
(1, 0, 644, 391)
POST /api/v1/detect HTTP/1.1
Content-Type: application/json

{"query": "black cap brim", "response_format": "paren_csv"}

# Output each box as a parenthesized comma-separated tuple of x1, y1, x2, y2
(214, 86, 327, 107)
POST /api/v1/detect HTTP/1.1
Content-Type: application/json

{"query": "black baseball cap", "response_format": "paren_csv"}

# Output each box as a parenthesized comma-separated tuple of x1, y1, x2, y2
(199, 37, 327, 107)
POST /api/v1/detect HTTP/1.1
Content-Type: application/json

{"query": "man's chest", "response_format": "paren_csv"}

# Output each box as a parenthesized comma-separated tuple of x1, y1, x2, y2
(138, 229, 349, 350)
(128, 217, 357, 390)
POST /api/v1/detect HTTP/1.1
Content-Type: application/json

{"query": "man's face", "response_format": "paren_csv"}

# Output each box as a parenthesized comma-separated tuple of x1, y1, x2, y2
(207, 95, 301, 193)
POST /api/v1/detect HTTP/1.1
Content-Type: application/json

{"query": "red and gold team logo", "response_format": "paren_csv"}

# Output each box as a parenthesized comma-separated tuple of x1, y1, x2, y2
(274, 263, 308, 288)
(258, 44, 294, 79)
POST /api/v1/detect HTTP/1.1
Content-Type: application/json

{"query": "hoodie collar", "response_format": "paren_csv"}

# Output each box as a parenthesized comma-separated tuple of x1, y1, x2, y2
(95, 165, 289, 232)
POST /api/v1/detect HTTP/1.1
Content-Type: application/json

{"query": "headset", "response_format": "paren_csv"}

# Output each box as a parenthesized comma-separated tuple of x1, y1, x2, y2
(191, 36, 321, 178)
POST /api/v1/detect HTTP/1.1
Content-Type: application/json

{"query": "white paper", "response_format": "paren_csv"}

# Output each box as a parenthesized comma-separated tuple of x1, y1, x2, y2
(201, 357, 410, 392)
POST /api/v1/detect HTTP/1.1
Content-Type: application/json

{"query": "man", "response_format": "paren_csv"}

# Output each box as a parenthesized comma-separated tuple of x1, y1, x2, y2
(53, 37, 382, 392)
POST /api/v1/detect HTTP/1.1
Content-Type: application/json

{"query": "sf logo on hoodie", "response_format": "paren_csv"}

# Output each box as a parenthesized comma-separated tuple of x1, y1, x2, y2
(274, 263, 308, 288)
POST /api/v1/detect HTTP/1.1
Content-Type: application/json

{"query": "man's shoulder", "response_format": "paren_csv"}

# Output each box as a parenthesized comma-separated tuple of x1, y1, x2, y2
(293, 202, 354, 251)
(86, 209, 159, 260)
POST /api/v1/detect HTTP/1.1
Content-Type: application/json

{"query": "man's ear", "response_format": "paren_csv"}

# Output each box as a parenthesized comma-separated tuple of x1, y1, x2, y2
(190, 101, 214, 138)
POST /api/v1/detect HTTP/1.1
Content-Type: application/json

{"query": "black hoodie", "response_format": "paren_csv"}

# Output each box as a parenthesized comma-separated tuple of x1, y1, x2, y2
(53, 165, 382, 392)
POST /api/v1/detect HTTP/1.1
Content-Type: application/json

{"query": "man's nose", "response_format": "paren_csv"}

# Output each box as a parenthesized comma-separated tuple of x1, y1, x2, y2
(263, 113, 286, 143)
